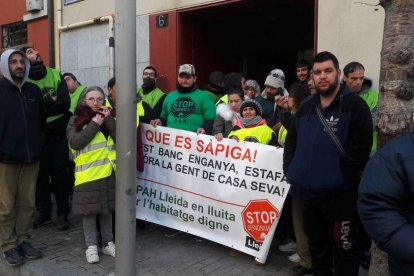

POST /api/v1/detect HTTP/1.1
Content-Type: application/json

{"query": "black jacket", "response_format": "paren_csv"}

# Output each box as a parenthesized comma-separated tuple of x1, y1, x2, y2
(0, 78, 46, 163)
(284, 85, 372, 193)
(358, 132, 414, 274)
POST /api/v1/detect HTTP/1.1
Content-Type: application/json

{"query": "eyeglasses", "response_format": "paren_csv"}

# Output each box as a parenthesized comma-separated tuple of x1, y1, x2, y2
(143, 72, 156, 77)
(86, 97, 104, 104)
(268, 72, 285, 81)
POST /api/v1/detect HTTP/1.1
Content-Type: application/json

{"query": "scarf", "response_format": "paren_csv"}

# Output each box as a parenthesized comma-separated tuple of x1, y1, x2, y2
(177, 82, 197, 93)
(142, 77, 156, 94)
(74, 105, 111, 137)
(28, 63, 47, 80)
(240, 115, 263, 128)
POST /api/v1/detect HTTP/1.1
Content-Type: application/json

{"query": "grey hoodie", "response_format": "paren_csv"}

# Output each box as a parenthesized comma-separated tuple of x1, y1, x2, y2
(0, 49, 30, 88)
(0, 49, 45, 163)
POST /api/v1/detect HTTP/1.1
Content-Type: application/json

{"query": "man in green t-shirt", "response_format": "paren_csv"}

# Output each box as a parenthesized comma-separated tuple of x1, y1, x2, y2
(151, 64, 216, 134)
(137, 66, 166, 119)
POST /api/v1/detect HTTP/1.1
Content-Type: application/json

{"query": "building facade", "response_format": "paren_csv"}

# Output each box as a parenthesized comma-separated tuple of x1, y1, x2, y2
(3, 0, 382, 92)
(0, 0, 52, 66)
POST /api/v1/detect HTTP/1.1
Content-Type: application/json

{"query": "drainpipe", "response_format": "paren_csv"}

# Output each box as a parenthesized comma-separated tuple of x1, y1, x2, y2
(54, 0, 61, 68)
(56, 13, 115, 77)
(48, 0, 55, 67)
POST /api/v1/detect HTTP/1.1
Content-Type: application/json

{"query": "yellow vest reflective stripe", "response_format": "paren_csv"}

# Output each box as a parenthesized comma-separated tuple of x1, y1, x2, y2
(228, 124, 274, 144)
(70, 130, 116, 186)
(278, 125, 288, 146)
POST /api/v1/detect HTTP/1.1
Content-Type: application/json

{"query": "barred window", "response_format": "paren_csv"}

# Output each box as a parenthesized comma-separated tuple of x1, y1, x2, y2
(2, 21, 27, 49)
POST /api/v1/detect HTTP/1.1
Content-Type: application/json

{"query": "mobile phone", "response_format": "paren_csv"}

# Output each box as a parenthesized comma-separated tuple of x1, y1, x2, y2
(278, 87, 284, 97)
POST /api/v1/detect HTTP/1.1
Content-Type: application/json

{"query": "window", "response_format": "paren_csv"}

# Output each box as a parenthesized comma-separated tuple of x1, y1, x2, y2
(64, 0, 84, 5)
(2, 21, 27, 49)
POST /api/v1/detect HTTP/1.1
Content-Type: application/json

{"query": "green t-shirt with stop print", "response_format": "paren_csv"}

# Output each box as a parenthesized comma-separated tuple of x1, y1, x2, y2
(161, 88, 216, 132)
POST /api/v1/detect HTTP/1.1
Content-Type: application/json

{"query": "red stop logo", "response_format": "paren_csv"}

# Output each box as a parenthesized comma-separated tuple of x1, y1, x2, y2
(241, 199, 280, 242)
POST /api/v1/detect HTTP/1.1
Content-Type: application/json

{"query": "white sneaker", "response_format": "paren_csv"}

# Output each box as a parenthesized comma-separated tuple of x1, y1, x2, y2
(85, 245, 99, 264)
(288, 252, 300, 263)
(102, 241, 115, 257)
(278, 241, 297, 252)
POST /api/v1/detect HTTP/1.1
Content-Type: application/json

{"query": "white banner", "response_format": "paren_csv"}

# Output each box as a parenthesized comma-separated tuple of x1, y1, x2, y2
(136, 124, 290, 263)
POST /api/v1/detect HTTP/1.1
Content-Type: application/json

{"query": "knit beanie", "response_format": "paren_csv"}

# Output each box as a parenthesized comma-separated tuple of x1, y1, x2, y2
(264, 69, 285, 88)
(240, 99, 263, 117)
(244, 79, 261, 93)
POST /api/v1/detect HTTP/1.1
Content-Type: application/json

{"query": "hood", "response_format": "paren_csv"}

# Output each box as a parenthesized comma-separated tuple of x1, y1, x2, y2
(0, 49, 30, 87)
(360, 77, 373, 93)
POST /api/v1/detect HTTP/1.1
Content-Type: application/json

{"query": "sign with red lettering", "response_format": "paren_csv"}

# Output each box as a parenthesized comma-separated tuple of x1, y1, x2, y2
(137, 124, 290, 264)
(241, 200, 279, 242)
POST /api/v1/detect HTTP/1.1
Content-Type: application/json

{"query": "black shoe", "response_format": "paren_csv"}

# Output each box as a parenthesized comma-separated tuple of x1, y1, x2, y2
(17, 241, 42, 259)
(33, 214, 52, 228)
(3, 247, 25, 266)
(289, 265, 313, 276)
(56, 215, 69, 231)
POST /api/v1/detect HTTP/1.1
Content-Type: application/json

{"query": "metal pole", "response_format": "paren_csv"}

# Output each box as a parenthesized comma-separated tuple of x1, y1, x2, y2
(115, 0, 137, 275)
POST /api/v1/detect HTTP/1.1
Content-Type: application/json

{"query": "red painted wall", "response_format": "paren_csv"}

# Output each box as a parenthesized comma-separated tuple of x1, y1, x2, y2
(0, 0, 50, 65)
(27, 19, 50, 65)
(149, 11, 178, 93)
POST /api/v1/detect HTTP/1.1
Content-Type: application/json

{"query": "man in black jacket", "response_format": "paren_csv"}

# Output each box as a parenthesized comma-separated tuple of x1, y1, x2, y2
(0, 49, 45, 266)
(21, 46, 71, 231)
(284, 52, 372, 276)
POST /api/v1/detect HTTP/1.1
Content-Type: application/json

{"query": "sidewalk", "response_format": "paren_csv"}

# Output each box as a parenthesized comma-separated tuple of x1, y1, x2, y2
(0, 214, 297, 275)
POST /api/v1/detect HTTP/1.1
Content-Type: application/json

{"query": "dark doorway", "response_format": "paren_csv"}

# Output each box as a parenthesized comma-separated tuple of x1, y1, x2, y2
(178, 0, 314, 89)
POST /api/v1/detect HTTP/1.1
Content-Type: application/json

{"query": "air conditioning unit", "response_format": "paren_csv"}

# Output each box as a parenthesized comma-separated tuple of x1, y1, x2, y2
(26, 0, 43, 12)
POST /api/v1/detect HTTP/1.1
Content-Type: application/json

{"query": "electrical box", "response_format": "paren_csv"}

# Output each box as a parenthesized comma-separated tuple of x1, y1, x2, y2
(26, 0, 43, 13)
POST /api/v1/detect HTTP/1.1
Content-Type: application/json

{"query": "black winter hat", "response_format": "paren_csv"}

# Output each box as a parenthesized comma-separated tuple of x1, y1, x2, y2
(240, 99, 263, 117)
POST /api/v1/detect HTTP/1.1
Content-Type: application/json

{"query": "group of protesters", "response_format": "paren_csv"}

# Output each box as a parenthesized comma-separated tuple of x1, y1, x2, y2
(1, 46, 413, 275)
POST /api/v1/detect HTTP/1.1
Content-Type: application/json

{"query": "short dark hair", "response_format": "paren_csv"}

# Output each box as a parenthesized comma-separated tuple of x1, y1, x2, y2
(227, 87, 244, 100)
(108, 77, 116, 89)
(143, 66, 157, 77)
(343, 62, 365, 77)
(19, 46, 33, 55)
(288, 83, 309, 107)
(312, 51, 339, 70)
(63, 72, 77, 82)
(295, 59, 311, 71)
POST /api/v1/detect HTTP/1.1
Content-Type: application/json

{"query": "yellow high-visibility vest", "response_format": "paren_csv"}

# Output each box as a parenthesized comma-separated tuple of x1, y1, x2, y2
(278, 125, 288, 147)
(228, 124, 274, 144)
(71, 129, 116, 186)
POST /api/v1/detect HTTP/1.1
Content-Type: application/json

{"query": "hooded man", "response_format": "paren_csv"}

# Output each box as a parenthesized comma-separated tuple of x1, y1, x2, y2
(20, 46, 71, 231)
(343, 61, 379, 154)
(137, 65, 166, 119)
(151, 64, 216, 134)
(0, 49, 45, 266)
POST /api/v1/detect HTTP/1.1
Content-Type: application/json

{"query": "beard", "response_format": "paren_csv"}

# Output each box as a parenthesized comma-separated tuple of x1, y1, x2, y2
(11, 70, 24, 82)
(316, 77, 339, 97)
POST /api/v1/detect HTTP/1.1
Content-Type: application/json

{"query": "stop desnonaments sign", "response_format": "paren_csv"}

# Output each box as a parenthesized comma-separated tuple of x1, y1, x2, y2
(241, 199, 280, 243)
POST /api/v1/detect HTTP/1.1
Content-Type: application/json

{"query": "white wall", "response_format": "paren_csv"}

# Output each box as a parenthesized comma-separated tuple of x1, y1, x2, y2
(60, 15, 150, 91)
(318, 0, 385, 90)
